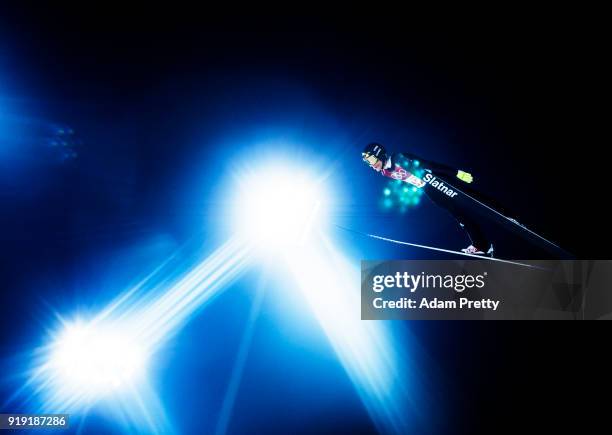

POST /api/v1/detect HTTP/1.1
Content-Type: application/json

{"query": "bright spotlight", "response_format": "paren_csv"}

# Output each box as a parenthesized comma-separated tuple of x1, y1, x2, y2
(233, 164, 328, 250)
(28, 238, 248, 432)
(46, 319, 147, 400)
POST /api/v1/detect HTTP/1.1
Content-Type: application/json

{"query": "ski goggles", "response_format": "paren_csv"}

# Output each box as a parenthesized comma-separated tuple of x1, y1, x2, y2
(362, 152, 380, 166)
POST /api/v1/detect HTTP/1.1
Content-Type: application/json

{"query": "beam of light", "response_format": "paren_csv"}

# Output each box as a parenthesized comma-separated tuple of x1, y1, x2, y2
(26, 237, 252, 434)
(283, 231, 411, 435)
(114, 237, 252, 347)
(214, 271, 267, 435)
(232, 160, 411, 434)
(24, 151, 411, 434)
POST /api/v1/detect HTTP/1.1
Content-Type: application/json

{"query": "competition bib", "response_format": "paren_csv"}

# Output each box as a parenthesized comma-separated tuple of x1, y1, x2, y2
(382, 164, 426, 188)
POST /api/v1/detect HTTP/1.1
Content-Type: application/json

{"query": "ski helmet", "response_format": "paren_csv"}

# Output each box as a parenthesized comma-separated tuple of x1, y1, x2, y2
(362, 142, 387, 164)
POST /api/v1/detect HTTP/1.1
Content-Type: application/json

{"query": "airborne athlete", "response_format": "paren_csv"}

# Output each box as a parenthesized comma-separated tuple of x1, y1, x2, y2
(362, 142, 494, 256)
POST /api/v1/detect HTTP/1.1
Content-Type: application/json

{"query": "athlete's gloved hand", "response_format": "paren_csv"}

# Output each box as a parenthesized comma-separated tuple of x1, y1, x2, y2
(456, 170, 473, 183)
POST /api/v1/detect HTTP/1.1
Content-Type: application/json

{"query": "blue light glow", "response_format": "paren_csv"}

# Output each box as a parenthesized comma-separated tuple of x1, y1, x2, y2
(21, 149, 413, 434)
